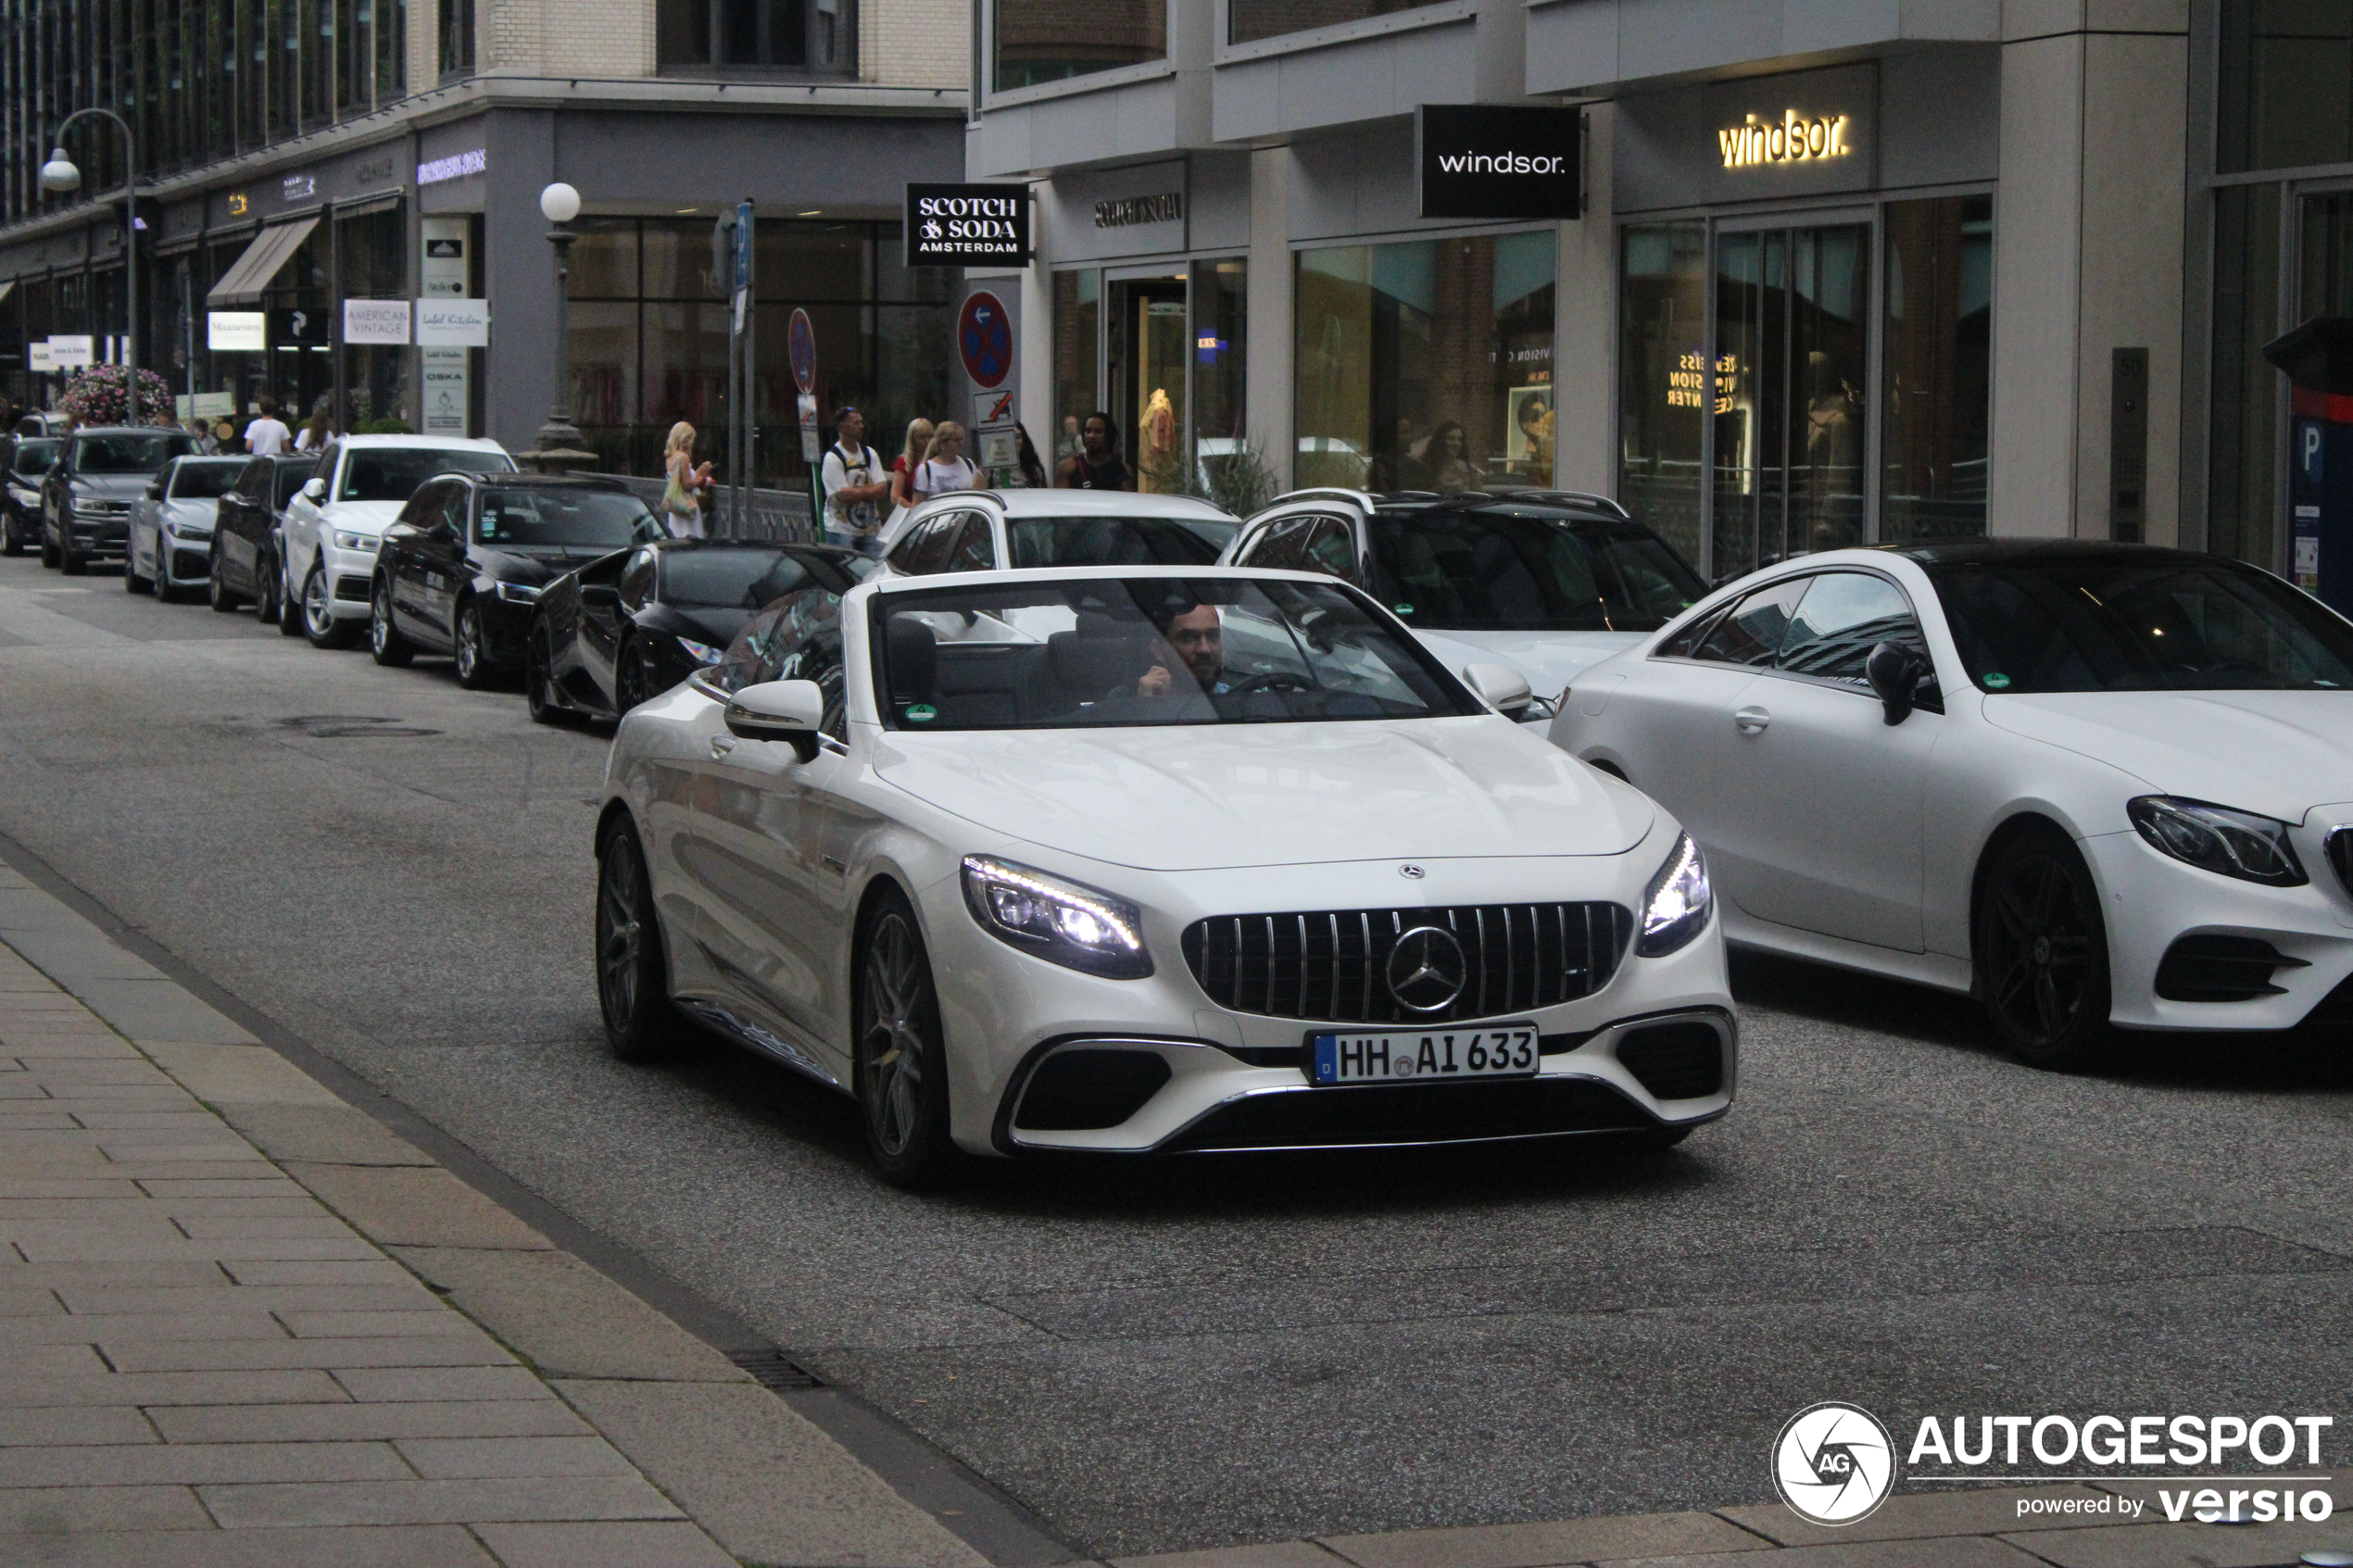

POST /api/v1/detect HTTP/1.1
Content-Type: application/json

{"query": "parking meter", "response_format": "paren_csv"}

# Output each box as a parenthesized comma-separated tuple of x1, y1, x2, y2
(2263, 318, 2353, 611)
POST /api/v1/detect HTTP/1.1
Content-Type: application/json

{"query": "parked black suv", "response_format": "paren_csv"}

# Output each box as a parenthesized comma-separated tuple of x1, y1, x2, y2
(42, 427, 197, 573)
(211, 453, 320, 625)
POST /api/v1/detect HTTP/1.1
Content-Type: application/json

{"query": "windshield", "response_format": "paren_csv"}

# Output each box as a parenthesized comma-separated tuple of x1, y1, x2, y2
(9, 440, 58, 478)
(75, 433, 195, 474)
(1931, 558, 2353, 693)
(338, 446, 514, 501)
(1005, 516, 1225, 569)
(479, 489, 661, 549)
(170, 460, 245, 500)
(1365, 508, 1705, 632)
(875, 577, 1482, 731)
(661, 546, 818, 608)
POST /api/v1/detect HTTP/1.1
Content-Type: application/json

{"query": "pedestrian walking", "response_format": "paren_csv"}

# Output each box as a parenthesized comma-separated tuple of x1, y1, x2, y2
(661, 422, 713, 539)
(294, 395, 333, 452)
(886, 418, 935, 532)
(1055, 411, 1132, 490)
(819, 406, 892, 558)
(243, 396, 291, 457)
(909, 422, 978, 508)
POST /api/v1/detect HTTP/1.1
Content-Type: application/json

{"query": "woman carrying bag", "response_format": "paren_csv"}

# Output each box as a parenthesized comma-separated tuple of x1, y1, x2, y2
(661, 422, 713, 538)
(908, 422, 978, 508)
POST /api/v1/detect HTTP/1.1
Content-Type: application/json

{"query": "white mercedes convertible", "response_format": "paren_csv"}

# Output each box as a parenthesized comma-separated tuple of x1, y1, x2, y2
(594, 564, 1733, 1185)
(1549, 540, 2353, 1071)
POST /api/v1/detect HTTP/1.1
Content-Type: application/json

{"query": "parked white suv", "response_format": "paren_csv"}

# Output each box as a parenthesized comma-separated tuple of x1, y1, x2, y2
(281, 435, 516, 647)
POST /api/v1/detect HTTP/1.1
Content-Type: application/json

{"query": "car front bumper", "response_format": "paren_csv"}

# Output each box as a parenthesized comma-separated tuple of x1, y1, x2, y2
(161, 534, 212, 586)
(317, 541, 379, 619)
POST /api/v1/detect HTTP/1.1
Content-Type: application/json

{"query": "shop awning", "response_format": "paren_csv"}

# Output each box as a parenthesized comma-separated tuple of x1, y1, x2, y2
(206, 218, 318, 307)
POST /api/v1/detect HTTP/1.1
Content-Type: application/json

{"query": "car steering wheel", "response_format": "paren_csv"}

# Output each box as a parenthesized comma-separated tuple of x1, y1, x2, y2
(1225, 671, 1315, 696)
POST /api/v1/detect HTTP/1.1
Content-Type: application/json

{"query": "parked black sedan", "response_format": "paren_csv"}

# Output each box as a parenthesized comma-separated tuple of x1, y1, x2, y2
(526, 538, 873, 722)
(371, 474, 667, 688)
(2, 436, 60, 556)
(211, 453, 321, 627)
(42, 427, 198, 573)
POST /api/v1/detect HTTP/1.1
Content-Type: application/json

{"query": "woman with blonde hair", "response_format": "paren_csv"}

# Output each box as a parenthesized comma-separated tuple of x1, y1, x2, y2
(909, 421, 978, 508)
(885, 418, 934, 528)
(661, 421, 712, 538)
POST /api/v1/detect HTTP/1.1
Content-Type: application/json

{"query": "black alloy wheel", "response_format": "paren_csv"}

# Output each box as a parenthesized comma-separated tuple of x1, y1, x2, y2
(1, 516, 20, 556)
(302, 563, 356, 649)
(38, 528, 57, 569)
(853, 892, 963, 1189)
(60, 544, 84, 576)
(155, 545, 184, 604)
(370, 578, 413, 667)
(125, 539, 152, 595)
(255, 552, 283, 624)
(275, 556, 306, 636)
(453, 600, 497, 690)
(615, 641, 653, 716)
(525, 632, 561, 725)
(595, 818, 685, 1062)
(1974, 828, 2113, 1072)
(208, 550, 243, 612)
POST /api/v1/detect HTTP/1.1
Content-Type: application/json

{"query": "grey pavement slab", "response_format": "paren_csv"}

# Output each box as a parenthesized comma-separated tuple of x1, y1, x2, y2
(471, 1519, 741, 1568)
(387, 1246, 750, 1382)
(194, 1474, 684, 1528)
(148, 1400, 594, 1446)
(1320, 1513, 1772, 1568)
(0, 1524, 501, 1567)
(0, 1438, 411, 1486)
(393, 1435, 640, 1479)
(285, 1164, 553, 1250)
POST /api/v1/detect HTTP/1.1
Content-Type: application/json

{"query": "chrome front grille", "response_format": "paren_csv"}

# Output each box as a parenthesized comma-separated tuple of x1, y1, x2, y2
(1181, 903, 1633, 1024)
(2329, 827, 2353, 899)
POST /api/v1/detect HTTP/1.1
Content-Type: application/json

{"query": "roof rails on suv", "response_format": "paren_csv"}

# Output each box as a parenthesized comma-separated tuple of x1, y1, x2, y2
(1262, 485, 1633, 521)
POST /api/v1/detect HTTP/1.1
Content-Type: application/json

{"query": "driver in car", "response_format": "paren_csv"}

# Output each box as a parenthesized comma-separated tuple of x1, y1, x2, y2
(1139, 601, 1232, 696)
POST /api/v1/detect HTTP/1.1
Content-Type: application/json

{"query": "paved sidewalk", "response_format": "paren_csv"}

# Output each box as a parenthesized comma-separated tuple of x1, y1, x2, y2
(0, 860, 985, 1568)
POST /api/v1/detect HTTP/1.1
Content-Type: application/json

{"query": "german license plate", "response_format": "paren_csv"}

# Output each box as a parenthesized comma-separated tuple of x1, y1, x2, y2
(1310, 1024, 1540, 1086)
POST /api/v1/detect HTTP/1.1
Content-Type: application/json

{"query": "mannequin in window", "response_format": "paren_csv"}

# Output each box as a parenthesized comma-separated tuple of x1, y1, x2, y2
(1139, 387, 1177, 493)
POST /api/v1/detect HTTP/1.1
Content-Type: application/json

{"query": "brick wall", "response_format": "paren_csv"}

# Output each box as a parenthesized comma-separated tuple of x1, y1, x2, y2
(478, 0, 653, 75)
(865, 0, 967, 88)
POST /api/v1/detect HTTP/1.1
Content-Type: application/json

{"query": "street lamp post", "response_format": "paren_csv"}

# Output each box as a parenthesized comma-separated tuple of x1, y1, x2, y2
(41, 109, 143, 416)
(532, 182, 588, 463)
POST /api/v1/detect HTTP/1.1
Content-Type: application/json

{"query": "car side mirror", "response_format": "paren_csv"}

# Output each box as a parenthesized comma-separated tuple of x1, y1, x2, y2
(724, 679, 824, 762)
(1865, 641, 1923, 726)
(579, 583, 622, 609)
(300, 477, 327, 502)
(145, 483, 162, 500)
(1462, 662, 1534, 721)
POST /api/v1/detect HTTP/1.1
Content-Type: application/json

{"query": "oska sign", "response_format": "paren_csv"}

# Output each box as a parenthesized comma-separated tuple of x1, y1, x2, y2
(1416, 105, 1584, 220)
(905, 183, 1031, 267)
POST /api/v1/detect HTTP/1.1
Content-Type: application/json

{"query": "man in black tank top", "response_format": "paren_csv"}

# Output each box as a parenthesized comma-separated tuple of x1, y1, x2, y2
(1055, 411, 1132, 490)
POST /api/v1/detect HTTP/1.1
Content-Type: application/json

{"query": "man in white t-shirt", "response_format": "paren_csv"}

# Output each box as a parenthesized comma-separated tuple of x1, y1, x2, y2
(243, 396, 291, 457)
(819, 407, 892, 557)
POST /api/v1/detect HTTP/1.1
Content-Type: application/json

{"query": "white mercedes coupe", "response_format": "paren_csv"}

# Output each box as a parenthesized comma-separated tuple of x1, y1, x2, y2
(595, 564, 1733, 1185)
(1547, 540, 2353, 1071)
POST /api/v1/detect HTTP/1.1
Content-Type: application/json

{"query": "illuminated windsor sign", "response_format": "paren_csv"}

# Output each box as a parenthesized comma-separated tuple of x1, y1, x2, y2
(1719, 110, 1853, 169)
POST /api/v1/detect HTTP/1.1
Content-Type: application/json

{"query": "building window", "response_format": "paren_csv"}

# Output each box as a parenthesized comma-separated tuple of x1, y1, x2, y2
(1293, 233, 1554, 496)
(1052, 270, 1101, 465)
(994, 0, 1165, 92)
(2219, 1, 2353, 174)
(1230, 0, 1422, 46)
(1194, 258, 1250, 486)
(439, 0, 474, 77)
(1618, 223, 1706, 567)
(2208, 184, 2284, 569)
(661, 0, 855, 71)
(1881, 194, 1992, 545)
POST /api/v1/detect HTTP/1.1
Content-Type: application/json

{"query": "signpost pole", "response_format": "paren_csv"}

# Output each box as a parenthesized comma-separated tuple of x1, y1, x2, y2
(737, 199, 755, 536)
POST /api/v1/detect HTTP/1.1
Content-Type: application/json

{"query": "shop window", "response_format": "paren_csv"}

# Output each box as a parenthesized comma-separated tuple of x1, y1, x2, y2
(1293, 233, 1554, 497)
(1230, 0, 1422, 46)
(2208, 183, 2282, 568)
(1618, 223, 1706, 567)
(1193, 258, 1250, 485)
(2219, 1, 2353, 174)
(1881, 195, 1992, 545)
(994, 0, 1165, 92)
(658, 0, 854, 72)
(1052, 270, 1101, 466)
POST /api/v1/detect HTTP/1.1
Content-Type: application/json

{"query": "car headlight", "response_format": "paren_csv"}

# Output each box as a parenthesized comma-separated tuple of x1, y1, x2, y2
(493, 582, 542, 604)
(2127, 797, 2307, 886)
(961, 855, 1151, 978)
(332, 530, 377, 552)
(674, 637, 723, 664)
(1637, 833, 1712, 957)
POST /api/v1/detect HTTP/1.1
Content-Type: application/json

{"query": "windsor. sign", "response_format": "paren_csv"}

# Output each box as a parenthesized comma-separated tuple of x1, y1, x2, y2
(1416, 105, 1584, 220)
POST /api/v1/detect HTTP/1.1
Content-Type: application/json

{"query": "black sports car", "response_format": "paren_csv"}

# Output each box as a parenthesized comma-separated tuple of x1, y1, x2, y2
(526, 538, 874, 722)
(371, 473, 667, 689)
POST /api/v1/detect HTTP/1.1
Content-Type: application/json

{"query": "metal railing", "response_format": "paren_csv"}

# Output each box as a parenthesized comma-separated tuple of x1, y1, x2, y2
(589, 474, 815, 544)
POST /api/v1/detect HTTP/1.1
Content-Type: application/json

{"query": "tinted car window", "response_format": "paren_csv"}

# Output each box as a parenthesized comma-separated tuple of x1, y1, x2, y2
(169, 460, 245, 500)
(1932, 557, 2353, 693)
(1241, 516, 1317, 571)
(661, 546, 812, 609)
(272, 458, 320, 507)
(890, 515, 962, 575)
(1364, 507, 1705, 631)
(945, 515, 996, 572)
(1004, 516, 1223, 569)
(1692, 576, 1809, 665)
(9, 439, 59, 478)
(75, 433, 195, 473)
(338, 446, 513, 501)
(476, 488, 661, 549)
(1776, 572, 1930, 684)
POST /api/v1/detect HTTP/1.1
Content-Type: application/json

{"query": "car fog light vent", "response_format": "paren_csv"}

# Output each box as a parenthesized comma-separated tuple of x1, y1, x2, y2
(726, 1348, 824, 1390)
(1613, 1021, 1725, 1099)
(2328, 828, 2353, 900)
(2153, 935, 2308, 1003)
(1014, 1048, 1172, 1132)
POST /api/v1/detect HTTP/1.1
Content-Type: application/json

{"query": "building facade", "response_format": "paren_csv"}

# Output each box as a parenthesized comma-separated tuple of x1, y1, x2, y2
(0, 0, 967, 483)
(972, 0, 2326, 585)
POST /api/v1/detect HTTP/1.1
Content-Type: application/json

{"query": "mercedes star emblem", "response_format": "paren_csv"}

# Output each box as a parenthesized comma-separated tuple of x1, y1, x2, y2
(1399, 864, 1425, 879)
(1385, 925, 1466, 1014)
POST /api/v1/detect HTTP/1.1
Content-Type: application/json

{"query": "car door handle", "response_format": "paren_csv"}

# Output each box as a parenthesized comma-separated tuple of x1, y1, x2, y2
(710, 735, 735, 759)
(1733, 706, 1771, 734)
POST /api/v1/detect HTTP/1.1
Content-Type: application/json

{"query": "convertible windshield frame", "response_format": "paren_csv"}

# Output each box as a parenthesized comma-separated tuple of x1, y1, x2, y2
(1926, 557, 2353, 694)
(868, 574, 1487, 733)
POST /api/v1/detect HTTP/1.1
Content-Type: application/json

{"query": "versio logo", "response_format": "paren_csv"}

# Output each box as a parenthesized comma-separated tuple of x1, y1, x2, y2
(1774, 1403, 1897, 1525)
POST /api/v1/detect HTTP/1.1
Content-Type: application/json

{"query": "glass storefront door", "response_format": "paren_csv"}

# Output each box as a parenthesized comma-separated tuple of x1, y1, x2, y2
(1110, 278, 1189, 492)
(1711, 221, 1870, 578)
